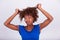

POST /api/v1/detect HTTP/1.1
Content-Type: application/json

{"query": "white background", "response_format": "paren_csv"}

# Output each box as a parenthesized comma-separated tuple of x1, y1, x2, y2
(0, 0, 60, 40)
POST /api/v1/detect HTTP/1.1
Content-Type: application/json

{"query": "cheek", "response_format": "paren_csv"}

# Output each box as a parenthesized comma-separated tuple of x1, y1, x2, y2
(30, 18, 34, 23)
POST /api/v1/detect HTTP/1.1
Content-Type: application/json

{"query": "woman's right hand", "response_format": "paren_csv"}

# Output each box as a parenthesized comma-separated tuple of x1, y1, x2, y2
(15, 8, 20, 14)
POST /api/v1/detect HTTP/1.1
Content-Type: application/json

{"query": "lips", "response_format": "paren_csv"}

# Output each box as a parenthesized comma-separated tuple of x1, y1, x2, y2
(26, 21, 31, 24)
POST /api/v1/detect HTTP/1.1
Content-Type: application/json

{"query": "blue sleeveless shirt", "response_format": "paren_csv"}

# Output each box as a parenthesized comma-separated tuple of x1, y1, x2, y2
(18, 24, 40, 40)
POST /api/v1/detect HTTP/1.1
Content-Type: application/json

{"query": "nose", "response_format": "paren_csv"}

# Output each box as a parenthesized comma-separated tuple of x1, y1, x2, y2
(25, 19, 30, 23)
(25, 17, 30, 21)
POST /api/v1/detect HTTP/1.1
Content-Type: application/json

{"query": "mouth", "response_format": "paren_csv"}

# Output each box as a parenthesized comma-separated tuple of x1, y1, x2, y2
(26, 22, 31, 25)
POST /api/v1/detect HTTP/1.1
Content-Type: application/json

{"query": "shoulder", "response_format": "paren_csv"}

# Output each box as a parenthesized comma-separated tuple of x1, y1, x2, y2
(18, 25, 25, 28)
(17, 25, 25, 31)
(34, 24, 40, 29)
(34, 24, 41, 31)
(34, 24, 40, 27)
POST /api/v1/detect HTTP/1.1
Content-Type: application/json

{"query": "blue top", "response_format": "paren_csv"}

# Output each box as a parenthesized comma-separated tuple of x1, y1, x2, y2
(18, 24, 40, 40)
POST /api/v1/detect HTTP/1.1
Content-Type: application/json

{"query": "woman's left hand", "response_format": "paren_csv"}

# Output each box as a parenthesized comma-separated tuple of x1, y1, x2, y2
(37, 4, 42, 9)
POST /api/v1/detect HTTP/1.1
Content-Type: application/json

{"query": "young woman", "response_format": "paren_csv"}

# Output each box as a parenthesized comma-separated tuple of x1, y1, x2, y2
(4, 4, 53, 40)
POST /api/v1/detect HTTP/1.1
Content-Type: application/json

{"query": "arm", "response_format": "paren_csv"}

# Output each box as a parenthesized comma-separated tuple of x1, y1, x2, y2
(37, 4, 53, 30)
(4, 9, 20, 31)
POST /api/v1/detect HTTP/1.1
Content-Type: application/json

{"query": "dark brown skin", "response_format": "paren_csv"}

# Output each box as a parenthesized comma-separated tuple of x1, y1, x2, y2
(4, 4, 53, 31)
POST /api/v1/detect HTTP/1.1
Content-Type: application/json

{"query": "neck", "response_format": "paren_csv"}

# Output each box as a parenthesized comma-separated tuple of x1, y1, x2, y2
(26, 24, 34, 31)
(27, 24, 33, 27)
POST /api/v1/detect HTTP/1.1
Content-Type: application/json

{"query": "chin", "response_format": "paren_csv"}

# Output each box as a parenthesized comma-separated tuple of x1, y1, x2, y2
(27, 24, 31, 25)
(27, 23, 33, 26)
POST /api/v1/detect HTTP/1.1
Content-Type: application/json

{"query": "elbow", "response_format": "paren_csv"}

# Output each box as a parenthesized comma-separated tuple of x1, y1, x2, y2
(4, 22, 9, 26)
(50, 16, 53, 20)
(48, 17, 53, 21)
(50, 17, 53, 21)
(4, 22, 7, 26)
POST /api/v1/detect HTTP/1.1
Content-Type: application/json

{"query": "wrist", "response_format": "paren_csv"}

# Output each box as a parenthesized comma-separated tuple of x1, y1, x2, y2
(14, 12, 18, 15)
(38, 7, 42, 11)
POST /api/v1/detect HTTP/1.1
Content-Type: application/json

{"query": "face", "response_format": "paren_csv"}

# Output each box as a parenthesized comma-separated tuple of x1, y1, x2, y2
(24, 15, 34, 25)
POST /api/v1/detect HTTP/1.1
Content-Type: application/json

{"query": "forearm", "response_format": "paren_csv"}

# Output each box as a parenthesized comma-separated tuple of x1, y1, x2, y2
(4, 12, 18, 24)
(38, 8, 53, 20)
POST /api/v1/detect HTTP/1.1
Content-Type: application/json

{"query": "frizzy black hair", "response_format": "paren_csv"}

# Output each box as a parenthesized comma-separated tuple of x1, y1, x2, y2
(18, 7, 38, 23)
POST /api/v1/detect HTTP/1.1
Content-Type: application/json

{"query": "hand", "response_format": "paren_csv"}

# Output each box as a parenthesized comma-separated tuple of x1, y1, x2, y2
(37, 4, 42, 9)
(15, 8, 20, 14)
